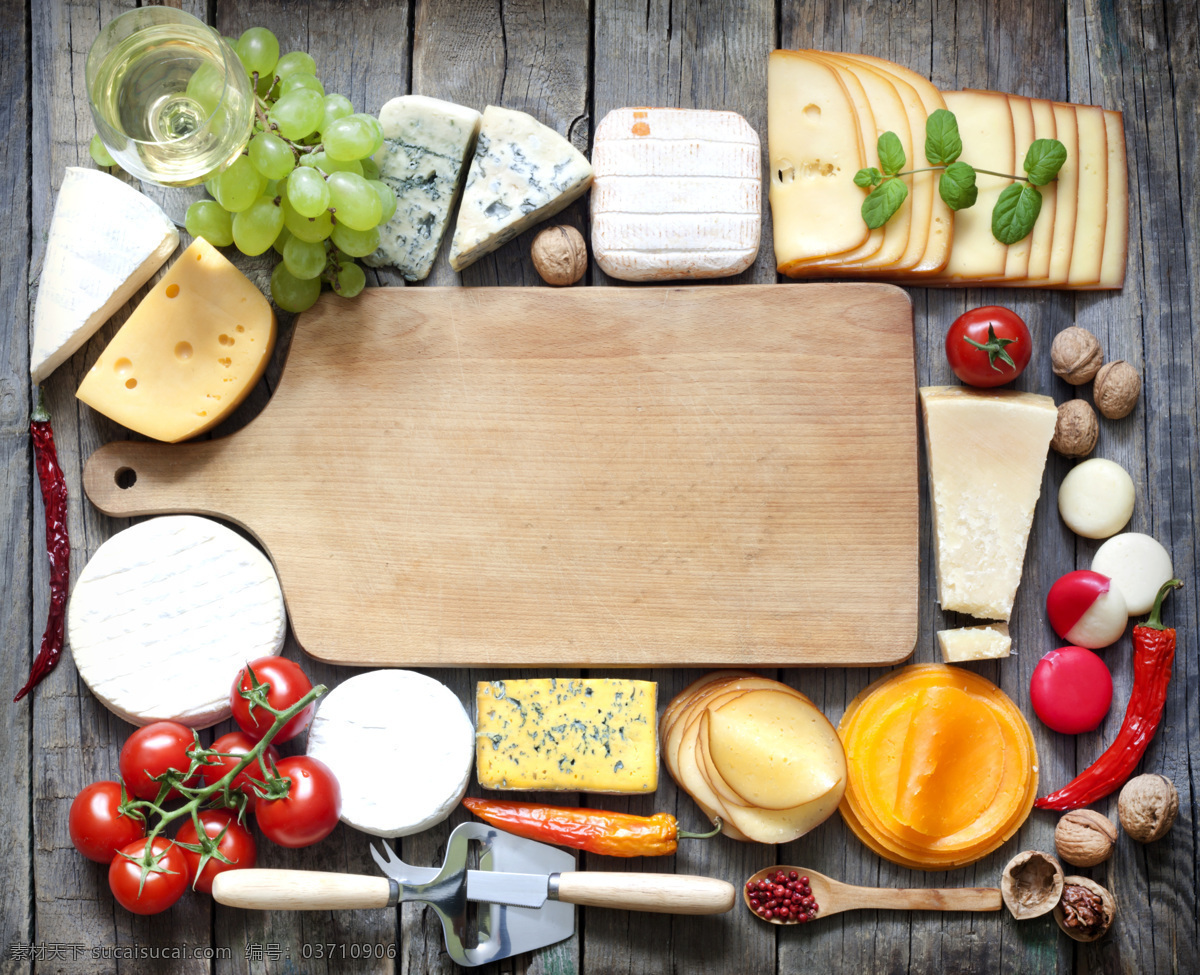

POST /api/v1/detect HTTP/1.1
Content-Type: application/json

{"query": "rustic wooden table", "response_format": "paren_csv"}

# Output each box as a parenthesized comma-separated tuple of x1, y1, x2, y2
(2, 1, 1197, 973)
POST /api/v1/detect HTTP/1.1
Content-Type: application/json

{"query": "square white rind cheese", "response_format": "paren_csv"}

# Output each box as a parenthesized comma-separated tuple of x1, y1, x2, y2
(448, 106, 593, 271)
(366, 95, 481, 281)
(590, 108, 761, 281)
(31, 168, 178, 384)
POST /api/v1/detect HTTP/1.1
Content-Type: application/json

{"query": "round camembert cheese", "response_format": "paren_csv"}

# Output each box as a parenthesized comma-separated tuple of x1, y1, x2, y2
(307, 670, 474, 837)
(68, 515, 286, 728)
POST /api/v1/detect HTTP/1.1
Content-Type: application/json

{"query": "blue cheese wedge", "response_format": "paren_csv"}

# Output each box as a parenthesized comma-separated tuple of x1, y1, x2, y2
(365, 95, 481, 280)
(476, 678, 658, 793)
(448, 106, 593, 271)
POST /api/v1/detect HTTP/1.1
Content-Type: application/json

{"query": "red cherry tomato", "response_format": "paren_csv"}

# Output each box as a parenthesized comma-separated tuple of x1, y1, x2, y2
(175, 810, 257, 894)
(108, 837, 190, 915)
(231, 657, 315, 743)
(945, 306, 1032, 386)
(1030, 646, 1114, 734)
(69, 781, 147, 863)
(119, 721, 201, 800)
(201, 731, 281, 809)
(255, 756, 341, 848)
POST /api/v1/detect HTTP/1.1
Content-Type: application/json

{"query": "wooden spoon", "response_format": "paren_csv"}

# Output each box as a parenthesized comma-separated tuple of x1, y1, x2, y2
(744, 866, 1002, 923)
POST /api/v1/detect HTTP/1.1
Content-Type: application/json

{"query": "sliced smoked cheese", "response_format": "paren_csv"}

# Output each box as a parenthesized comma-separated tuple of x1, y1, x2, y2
(1099, 110, 1129, 288)
(1024, 98, 1059, 281)
(1045, 103, 1080, 286)
(1068, 105, 1109, 286)
(1003, 94, 1037, 280)
(591, 108, 761, 281)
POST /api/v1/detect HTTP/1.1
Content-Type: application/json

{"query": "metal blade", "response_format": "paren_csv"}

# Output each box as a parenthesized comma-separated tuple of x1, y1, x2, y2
(465, 869, 549, 909)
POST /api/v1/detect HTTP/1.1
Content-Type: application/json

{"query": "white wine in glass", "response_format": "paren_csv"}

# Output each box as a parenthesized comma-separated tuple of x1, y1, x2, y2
(86, 8, 254, 187)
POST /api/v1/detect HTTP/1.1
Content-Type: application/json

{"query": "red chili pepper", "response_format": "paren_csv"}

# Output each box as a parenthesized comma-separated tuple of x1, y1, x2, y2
(462, 798, 720, 857)
(15, 392, 70, 702)
(1035, 579, 1183, 810)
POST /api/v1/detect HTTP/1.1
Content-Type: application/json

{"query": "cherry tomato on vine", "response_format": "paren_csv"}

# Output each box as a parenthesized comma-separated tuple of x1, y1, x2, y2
(200, 731, 281, 808)
(108, 837, 190, 915)
(945, 306, 1032, 386)
(69, 781, 147, 863)
(175, 810, 258, 894)
(255, 756, 341, 848)
(231, 657, 315, 743)
(119, 721, 202, 801)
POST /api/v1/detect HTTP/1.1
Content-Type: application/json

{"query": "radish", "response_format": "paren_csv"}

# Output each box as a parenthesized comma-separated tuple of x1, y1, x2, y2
(1046, 570, 1128, 649)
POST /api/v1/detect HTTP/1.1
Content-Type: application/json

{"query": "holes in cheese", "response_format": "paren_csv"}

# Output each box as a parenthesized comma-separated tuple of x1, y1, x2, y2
(76, 238, 275, 443)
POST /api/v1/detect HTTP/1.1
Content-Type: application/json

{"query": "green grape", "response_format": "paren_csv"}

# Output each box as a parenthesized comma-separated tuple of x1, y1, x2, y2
(360, 157, 381, 181)
(330, 223, 380, 258)
(269, 88, 325, 141)
(368, 179, 397, 224)
(270, 263, 322, 313)
(282, 194, 335, 242)
(185, 61, 225, 117)
(319, 93, 354, 133)
(283, 236, 328, 279)
(280, 73, 325, 97)
(88, 134, 116, 168)
(327, 171, 382, 231)
(232, 196, 285, 256)
(236, 27, 280, 79)
(300, 151, 363, 177)
(352, 114, 386, 156)
(323, 116, 375, 161)
(272, 224, 293, 255)
(332, 260, 366, 298)
(275, 51, 317, 80)
(248, 131, 296, 179)
(184, 200, 234, 247)
(286, 166, 331, 217)
(264, 178, 280, 198)
(213, 154, 268, 212)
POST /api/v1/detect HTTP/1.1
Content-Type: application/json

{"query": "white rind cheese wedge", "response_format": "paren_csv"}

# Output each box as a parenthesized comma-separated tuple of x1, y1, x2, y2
(307, 670, 473, 837)
(590, 107, 761, 281)
(937, 623, 1012, 663)
(67, 516, 285, 728)
(920, 387, 1057, 621)
(365, 95, 481, 281)
(448, 106, 593, 271)
(31, 168, 178, 384)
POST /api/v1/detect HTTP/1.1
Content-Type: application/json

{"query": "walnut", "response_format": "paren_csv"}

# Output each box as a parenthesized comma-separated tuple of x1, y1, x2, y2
(1050, 400, 1099, 458)
(1051, 327, 1104, 384)
(1054, 876, 1116, 942)
(1093, 360, 1141, 419)
(1000, 850, 1064, 920)
(1055, 809, 1117, 866)
(531, 225, 587, 286)
(1118, 773, 1179, 842)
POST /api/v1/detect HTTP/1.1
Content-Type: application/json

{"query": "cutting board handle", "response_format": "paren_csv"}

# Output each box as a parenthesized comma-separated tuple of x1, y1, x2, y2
(212, 870, 396, 910)
(84, 439, 239, 520)
(552, 872, 736, 915)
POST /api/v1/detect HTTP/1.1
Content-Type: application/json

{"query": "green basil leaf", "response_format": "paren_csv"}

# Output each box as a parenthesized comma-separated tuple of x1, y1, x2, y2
(877, 132, 906, 176)
(938, 161, 978, 210)
(854, 167, 883, 188)
(861, 178, 908, 229)
(1023, 138, 1068, 186)
(925, 109, 963, 165)
(992, 182, 1043, 244)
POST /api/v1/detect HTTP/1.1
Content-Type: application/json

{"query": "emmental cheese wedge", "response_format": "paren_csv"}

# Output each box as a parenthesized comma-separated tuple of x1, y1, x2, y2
(920, 387, 1057, 621)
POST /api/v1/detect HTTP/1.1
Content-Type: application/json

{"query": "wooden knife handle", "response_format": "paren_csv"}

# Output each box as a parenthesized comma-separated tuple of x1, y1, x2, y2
(854, 886, 1002, 913)
(83, 439, 244, 521)
(552, 872, 736, 915)
(212, 870, 396, 910)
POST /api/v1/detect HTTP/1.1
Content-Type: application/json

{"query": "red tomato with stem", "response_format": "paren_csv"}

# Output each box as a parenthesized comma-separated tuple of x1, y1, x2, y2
(108, 836, 190, 915)
(255, 756, 341, 848)
(69, 781, 147, 863)
(119, 721, 202, 801)
(231, 657, 315, 743)
(175, 810, 257, 894)
(945, 306, 1032, 387)
(201, 731, 281, 809)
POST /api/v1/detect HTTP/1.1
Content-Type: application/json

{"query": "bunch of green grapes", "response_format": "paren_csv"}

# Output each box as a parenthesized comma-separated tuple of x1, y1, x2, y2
(183, 28, 396, 313)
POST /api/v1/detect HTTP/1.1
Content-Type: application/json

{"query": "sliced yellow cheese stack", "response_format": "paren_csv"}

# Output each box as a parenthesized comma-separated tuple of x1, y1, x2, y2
(76, 239, 275, 442)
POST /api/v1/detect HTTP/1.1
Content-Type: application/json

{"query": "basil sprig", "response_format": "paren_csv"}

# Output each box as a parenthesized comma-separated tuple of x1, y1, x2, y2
(855, 110, 1067, 244)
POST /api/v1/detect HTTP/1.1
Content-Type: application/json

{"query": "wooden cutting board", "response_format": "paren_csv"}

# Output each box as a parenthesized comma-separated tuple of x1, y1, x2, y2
(84, 284, 918, 668)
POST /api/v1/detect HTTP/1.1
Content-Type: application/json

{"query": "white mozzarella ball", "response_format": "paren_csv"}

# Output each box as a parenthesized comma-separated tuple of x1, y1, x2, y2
(1091, 533, 1174, 615)
(1058, 458, 1136, 539)
(1065, 585, 1129, 648)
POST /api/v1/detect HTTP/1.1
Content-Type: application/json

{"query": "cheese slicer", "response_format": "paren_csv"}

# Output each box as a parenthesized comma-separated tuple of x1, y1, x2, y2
(213, 821, 735, 967)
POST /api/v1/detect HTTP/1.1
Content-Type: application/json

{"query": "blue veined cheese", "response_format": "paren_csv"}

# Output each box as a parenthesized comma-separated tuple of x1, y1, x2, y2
(475, 678, 658, 793)
(364, 95, 481, 280)
(448, 106, 593, 271)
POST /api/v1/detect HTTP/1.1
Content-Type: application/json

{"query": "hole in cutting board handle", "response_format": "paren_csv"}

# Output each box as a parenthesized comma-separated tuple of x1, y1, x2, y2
(115, 467, 137, 490)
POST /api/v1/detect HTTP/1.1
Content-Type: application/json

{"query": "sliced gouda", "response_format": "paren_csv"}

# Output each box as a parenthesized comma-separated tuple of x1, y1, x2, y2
(1045, 104, 1080, 285)
(1068, 105, 1109, 286)
(1100, 110, 1128, 289)
(1025, 99, 1059, 281)
(1003, 95, 1037, 279)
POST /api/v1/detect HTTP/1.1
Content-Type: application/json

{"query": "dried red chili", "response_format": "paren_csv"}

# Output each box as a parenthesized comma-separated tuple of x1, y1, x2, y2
(15, 392, 69, 702)
(462, 798, 720, 857)
(1035, 579, 1183, 811)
